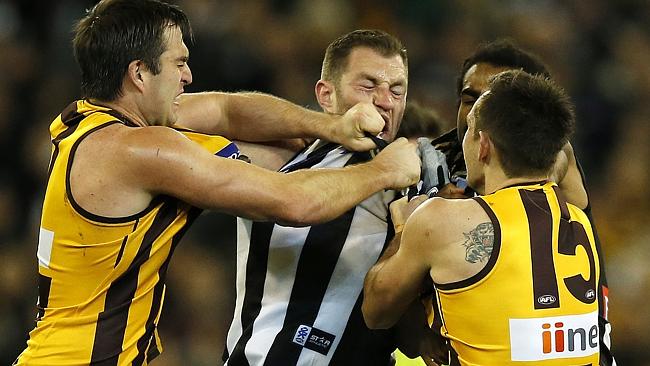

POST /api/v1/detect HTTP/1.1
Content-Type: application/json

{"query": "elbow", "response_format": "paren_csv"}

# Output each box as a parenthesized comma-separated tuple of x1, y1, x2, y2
(361, 302, 381, 329)
(362, 300, 394, 330)
(362, 278, 398, 329)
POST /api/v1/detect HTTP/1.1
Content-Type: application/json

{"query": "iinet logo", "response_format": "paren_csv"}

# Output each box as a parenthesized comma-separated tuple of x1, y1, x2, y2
(541, 321, 598, 353)
(510, 311, 599, 361)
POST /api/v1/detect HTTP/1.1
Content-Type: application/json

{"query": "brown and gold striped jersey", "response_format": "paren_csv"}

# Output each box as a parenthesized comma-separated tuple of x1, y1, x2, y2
(15, 100, 239, 365)
(434, 182, 600, 366)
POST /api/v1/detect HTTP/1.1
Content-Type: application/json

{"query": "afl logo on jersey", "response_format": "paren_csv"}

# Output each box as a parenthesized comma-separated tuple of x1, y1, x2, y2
(537, 294, 557, 305)
(585, 289, 595, 300)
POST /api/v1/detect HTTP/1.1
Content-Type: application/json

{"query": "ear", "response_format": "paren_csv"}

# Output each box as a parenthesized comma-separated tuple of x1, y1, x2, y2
(315, 79, 337, 113)
(478, 130, 491, 164)
(127, 60, 146, 93)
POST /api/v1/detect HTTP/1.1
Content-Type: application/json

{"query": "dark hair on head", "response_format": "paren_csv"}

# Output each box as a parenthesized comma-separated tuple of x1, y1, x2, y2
(456, 39, 550, 104)
(397, 100, 443, 139)
(321, 29, 408, 85)
(474, 70, 574, 177)
(73, 0, 192, 101)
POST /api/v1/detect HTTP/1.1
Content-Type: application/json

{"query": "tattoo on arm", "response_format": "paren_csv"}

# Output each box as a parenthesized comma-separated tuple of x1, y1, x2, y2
(462, 222, 494, 263)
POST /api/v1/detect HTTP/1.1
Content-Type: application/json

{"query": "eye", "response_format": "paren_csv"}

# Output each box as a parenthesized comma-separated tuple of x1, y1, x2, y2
(391, 86, 405, 96)
(359, 82, 374, 89)
(177, 57, 189, 68)
(461, 95, 476, 106)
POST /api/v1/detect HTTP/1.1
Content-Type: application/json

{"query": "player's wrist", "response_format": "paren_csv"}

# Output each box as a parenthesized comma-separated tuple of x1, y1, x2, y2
(319, 113, 344, 144)
(366, 158, 402, 189)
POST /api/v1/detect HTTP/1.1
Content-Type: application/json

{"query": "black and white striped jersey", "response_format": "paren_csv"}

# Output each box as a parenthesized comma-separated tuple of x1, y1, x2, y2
(224, 140, 397, 366)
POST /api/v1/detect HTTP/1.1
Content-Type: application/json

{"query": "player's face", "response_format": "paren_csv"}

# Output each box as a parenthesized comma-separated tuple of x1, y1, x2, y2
(462, 93, 488, 194)
(334, 47, 407, 142)
(456, 63, 510, 143)
(144, 26, 192, 126)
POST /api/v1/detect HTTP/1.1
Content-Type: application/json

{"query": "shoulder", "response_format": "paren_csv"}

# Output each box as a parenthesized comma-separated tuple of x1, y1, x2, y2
(409, 197, 484, 225)
(404, 197, 490, 245)
(104, 125, 196, 158)
(77, 124, 200, 177)
(119, 125, 188, 144)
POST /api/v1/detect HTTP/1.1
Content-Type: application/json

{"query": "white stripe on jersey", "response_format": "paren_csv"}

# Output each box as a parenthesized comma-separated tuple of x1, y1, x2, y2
(296, 200, 392, 365)
(245, 225, 311, 365)
(225, 218, 253, 355)
(37, 227, 55, 268)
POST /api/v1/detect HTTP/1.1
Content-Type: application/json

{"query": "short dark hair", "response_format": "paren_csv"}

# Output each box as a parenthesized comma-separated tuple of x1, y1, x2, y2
(475, 70, 575, 177)
(321, 29, 408, 85)
(456, 39, 550, 104)
(73, 0, 192, 101)
(397, 101, 443, 139)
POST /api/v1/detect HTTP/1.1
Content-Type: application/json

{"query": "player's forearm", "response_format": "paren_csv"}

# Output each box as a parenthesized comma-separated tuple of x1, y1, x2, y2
(177, 91, 335, 141)
(362, 233, 405, 329)
(226, 92, 336, 142)
(277, 162, 397, 225)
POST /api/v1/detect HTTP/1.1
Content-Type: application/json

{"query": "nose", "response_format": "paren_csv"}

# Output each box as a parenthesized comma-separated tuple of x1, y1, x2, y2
(373, 84, 394, 111)
(182, 64, 193, 86)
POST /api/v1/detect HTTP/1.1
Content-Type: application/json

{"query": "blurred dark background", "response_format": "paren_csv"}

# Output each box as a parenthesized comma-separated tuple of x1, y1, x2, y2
(1, 0, 649, 365)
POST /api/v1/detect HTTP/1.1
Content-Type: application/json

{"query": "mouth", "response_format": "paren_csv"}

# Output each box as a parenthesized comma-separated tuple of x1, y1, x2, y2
(173, 92, 183, 106)
(379, 114, 391, 136)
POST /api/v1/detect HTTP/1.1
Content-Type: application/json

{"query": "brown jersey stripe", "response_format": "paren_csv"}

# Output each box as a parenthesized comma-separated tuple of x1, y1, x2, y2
(132, 206, 202, 365)
(448, 344, 461, 366)
(90, 200, 179, 365)
(47, 102, 94, 181)
(61, 102, 86, 126)
(114, 220, 139, 268)
(520, 188, 561, 310)
(47, 121, 80, 181)
(36, 274, 52, 321)
(551, 185, 571, 221)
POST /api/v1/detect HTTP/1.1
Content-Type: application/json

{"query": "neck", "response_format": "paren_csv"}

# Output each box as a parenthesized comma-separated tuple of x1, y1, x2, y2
(89, 98, 149, 128)
(483, 168, 548, 195)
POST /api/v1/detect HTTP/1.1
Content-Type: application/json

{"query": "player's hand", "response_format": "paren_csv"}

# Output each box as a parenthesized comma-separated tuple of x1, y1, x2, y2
(372, 137, 420, 189)
(331, 102, 385, 151)
(389, 195, 427, 233)
(436, 182, 468, 199)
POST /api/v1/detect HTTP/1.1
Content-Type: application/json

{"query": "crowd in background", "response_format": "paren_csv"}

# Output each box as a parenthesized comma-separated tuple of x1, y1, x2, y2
(0, 0, 648, 364)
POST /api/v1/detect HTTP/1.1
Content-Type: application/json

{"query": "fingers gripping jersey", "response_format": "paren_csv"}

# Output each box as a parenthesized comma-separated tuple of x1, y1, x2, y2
(434, 182, 600, 365)
(15, 100, 239, 365)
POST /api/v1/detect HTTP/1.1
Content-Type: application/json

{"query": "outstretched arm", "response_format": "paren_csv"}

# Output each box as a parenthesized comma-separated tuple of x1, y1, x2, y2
(118, 127, 420, 226)
(175, 92, 383, 151)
